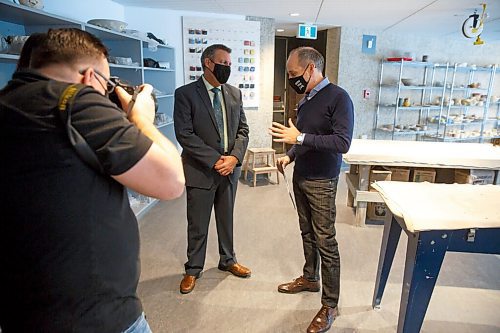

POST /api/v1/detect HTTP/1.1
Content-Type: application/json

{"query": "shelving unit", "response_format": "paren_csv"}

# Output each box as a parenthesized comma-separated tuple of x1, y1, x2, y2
(422, 64, 498, 143)
(374, 59, 499, 143)
(0, 0, 177, 217)
(374, 60, 449, 141)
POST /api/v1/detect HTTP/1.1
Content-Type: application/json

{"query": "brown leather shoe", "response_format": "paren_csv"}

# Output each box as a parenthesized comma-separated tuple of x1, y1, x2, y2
(306, 305, 338, 333)
(180, 274, 197, 294)
(278, 276, 320, 294)
(218, 263, 251, 278)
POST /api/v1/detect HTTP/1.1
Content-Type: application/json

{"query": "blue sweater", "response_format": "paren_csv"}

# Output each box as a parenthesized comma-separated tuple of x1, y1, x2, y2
(287, 83, 354, 179)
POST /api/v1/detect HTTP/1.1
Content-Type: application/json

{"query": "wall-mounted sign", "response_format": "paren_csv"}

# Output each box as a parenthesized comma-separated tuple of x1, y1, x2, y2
(297, 24, 317, 40)
(362, 34, 377, 54)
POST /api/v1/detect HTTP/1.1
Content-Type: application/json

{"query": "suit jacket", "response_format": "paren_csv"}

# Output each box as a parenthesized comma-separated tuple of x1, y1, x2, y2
(174, 78, 249, 189)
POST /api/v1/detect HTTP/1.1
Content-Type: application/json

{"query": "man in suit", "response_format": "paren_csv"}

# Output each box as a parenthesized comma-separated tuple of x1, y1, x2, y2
(174, 44, 250, 294)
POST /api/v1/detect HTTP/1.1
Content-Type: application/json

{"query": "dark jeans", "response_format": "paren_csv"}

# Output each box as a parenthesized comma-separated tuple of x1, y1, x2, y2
(293, 175, 340, 308)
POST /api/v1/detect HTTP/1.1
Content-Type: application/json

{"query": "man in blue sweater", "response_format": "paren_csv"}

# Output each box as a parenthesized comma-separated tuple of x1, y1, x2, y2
(269, 46, 354, 333)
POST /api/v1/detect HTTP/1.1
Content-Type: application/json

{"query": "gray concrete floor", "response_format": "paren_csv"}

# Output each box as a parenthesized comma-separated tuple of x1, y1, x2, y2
(137, 170, 500, 333)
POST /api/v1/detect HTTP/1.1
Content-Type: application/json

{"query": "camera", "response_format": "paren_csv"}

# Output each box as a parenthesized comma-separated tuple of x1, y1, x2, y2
(108, 77, 158, 113)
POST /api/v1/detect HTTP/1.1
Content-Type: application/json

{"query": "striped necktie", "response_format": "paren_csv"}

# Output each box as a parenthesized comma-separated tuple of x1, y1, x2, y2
(211, 87, 225, 150)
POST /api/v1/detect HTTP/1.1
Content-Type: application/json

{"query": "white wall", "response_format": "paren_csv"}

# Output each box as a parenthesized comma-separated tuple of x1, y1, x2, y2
(42, 0, 125, 22)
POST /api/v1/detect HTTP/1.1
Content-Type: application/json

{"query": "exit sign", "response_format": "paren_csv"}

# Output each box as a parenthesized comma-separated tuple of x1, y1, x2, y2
(297, 24, 317, 39)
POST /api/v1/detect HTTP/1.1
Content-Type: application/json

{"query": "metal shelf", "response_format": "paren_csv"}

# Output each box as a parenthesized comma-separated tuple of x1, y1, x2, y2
(378, 105, 442, 110)
(378, 128, 434, 136)
(375, 59, 498, 143)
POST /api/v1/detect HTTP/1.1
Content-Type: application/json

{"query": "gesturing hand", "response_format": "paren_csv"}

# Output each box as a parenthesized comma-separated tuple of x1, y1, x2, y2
(269, 118, 300, 144)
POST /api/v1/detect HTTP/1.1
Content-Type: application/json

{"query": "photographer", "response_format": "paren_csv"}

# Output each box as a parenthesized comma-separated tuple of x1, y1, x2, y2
(0, 28, 184, 332)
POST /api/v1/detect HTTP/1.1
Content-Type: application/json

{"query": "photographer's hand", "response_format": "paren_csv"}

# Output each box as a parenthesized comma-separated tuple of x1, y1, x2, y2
(115, 84, 155, 124)
(113, 83, 185, 200)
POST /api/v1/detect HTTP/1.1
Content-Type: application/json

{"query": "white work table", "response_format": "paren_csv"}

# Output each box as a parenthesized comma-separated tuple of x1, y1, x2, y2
(370, 181, 500, 333)
(343, 139, 500, 226)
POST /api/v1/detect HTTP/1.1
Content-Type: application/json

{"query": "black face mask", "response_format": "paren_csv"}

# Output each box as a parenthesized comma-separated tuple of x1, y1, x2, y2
(208, 60, 231, 84)
(288, 65, 311, 94)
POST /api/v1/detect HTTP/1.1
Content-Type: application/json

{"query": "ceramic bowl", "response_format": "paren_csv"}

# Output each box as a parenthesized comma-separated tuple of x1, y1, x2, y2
(18, 0, 44, 10)
(401, 78, 415, 86)
(88, 19, 128, 32)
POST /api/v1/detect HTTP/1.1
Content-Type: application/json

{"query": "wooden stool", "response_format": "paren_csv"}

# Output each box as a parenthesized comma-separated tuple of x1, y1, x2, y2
(244, 148, 280, 187)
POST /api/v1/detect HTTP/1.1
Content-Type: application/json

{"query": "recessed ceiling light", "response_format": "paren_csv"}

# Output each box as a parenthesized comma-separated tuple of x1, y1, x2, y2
(290, 13, 300, 17)
(277, 28, 285, 32)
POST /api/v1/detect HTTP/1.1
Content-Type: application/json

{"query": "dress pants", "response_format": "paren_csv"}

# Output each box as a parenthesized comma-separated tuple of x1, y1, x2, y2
(184, 168, 240, 276)
(293, 175, 340, 308)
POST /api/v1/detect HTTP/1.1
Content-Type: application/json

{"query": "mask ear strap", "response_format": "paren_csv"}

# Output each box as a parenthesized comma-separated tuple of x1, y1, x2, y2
(304, 63, 313, 85)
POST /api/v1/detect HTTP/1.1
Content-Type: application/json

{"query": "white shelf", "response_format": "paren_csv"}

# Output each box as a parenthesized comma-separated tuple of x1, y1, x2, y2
(85, 23, 142, 42)
(156, 94, 174, 99)
(0, 53, 20, 60)
(144, 67, 175, 72)
(0, 0, 82, 26)
(130, 198, 159, 218)
(109, 64, 141, 70)
(156, 121, 174, 129)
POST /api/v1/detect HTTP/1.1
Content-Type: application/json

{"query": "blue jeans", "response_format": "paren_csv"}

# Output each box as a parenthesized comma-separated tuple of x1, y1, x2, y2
(123, 313, 152, 333)
(293, 175, 340, 308)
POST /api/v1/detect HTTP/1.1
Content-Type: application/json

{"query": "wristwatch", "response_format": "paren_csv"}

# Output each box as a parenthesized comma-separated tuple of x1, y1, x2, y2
(296, 133, 305, 145)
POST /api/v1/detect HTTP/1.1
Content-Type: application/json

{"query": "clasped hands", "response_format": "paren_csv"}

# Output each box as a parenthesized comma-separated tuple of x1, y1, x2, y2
(214, 155, 238, 176)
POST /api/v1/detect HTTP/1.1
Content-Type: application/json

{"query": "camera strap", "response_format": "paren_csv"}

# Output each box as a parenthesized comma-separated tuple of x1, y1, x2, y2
(58, 84, 105, 174)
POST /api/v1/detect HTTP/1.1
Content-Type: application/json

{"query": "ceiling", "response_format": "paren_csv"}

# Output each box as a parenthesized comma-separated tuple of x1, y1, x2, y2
(113, 0, 500, 41)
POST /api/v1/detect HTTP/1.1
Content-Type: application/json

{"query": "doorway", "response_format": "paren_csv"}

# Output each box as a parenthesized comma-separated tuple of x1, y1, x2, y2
(273, 31, 328, 153)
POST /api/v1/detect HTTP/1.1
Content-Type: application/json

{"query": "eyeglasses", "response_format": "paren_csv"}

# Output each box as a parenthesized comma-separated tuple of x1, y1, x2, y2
(79, 68, 116, 94)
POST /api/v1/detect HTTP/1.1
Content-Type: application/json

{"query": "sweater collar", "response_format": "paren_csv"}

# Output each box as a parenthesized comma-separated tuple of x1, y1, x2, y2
(298, 77, 330, 108)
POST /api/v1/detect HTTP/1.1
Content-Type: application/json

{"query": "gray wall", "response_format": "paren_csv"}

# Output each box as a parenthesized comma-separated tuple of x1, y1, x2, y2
(325, 27, 341, 85)
(330, 26, 500, 139)
(245, 16, 276, 151)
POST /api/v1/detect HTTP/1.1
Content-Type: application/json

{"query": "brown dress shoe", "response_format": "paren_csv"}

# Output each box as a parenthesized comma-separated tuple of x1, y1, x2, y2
(218, 263, 251, 278)
(180, 274, 197, 294)
(278, 276, 320, 294)
(306, 305, 339, 333)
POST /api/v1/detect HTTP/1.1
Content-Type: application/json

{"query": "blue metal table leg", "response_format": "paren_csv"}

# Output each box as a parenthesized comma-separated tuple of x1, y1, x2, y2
(372, 215, 402, 308)
(397, 230, 451, 333)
